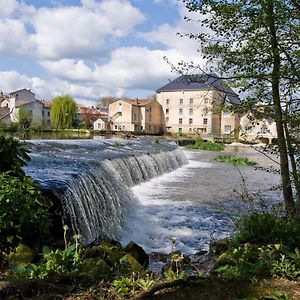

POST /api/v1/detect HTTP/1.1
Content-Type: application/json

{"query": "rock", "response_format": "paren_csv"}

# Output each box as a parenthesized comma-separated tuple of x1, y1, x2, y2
(80, 257, 110, 279)
(98, 243, 125, 265)
(210, 238, 229, 255)
(124, 241, 149, 268)
(7, 244, 35, 266)
(88, 235, 122, 249)
(120, 254, 143, 272)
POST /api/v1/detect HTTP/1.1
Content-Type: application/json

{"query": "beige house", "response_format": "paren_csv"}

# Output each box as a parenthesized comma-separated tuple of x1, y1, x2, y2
(240, 114, 277, 144)
(93, 117, 109, 131)
(108, 99, 163, 134)
(156, 74, 240, 138)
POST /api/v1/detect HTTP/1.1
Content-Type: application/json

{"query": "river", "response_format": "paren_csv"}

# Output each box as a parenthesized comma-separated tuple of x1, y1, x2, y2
(120, 145, 282, 254)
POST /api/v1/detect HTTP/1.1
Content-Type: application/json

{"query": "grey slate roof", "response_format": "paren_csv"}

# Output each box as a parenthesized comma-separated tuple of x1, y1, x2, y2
(156, 74, 240, 104)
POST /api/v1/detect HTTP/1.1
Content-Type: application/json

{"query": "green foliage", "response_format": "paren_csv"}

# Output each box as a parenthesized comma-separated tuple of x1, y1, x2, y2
(271, 254, 300, 280)
(163, 268, 188, 282)
(12, 243, 81, 279)
(186, 137, 224, 151)
(112, 277, 136, 297)
(18, 106, 32, 130)
(265, 291, 291, 300)
(214, 213, 300, 281)
(0, 173, 51, 249)
(136, 274, 155, 291)
(0, 135, 30, 177)
(50, 95, 77, 129)
(215, 155, 257, 166)
(231, 213, 300, 249)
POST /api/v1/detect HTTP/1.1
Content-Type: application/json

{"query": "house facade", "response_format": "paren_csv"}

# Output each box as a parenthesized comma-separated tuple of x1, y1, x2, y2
(156, 74, 240, 137)
(107, 99, 163, 134)
(240, 114, 277, 144)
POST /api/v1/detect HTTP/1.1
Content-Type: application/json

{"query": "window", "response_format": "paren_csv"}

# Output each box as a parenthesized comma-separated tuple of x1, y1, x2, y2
(203, 118, 208, 125)
(179, 108, 183, 115)
(48, 111, 50, 117)
(260, 126, 269, 134)
(179, 98, 183, 105)
(189, 98, 193, 104)
(179, 118, 183, 125)
(189, 118, 193, 125)
(166, 108, 169, 115)
(166, 99, 170, 105)
(166, 117, 169, 123)
(189, 108, 193, 115)
(224, 125, 232, 133)
(189, 127, 192, 133)
(204, 98, 209, 104)
(223, 111, 230, 117)
(178, 128, 183, 134)
(42, 111, 44, 116)
(202, 107, 208, 115)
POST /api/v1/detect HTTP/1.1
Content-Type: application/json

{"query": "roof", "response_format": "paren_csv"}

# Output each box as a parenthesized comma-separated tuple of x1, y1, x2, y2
(156, 74, 240, 104)
(9, 88, 35, 96)
(120, 99, 156, 106)
(15, 99, 39, 107)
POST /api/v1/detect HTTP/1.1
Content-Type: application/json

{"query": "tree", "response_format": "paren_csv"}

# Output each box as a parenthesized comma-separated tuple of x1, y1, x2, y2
(0, 135, 30, 177)
(182, 0, 300, 216)
(18, 106, 32, 131)
(99, 96, 119, 107)
(50, 95, 77, 129)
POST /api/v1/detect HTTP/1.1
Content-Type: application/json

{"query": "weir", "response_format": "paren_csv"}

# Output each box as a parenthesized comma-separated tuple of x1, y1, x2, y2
(24, 139, 187, 245)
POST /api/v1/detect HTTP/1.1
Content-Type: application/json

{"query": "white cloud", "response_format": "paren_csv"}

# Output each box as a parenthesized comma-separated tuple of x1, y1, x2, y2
(31, 0, 145, 60)
(0, 19, 31, 56)
(0, 0, 18, 17)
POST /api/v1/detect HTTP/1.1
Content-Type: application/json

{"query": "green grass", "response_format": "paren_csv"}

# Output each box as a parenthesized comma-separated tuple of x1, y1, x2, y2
(186, 138, 224, 151)
(214, 154, 257, 166)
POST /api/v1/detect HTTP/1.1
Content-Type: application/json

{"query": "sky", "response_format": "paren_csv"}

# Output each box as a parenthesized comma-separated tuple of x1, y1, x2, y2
(0, 0, 204, 105)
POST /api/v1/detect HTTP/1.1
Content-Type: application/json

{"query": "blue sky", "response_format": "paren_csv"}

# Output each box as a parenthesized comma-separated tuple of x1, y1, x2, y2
(0, 0, 203, 105)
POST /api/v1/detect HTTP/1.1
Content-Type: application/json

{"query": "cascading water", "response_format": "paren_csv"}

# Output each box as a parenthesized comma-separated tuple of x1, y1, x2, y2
(24, 139, 187, 245)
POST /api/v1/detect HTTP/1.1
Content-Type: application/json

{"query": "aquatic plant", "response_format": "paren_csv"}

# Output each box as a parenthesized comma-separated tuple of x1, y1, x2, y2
(215, 155, 257, 166)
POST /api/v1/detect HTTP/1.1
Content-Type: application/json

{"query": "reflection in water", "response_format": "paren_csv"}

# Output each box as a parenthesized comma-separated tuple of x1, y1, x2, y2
(120, 146, 282, 254)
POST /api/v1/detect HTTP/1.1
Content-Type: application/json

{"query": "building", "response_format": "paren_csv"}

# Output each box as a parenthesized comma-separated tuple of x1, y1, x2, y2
(107, 98, 163, 134)
(93, 116, 109, 131)
(156, 74, 240, 137)
(240, 114, 277, 144)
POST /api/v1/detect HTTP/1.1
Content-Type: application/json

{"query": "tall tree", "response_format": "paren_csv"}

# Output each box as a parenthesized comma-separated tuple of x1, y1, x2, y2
(182, 0, 300, 216)
(50, 95, 77, 129)
(18, 106, 32, 131)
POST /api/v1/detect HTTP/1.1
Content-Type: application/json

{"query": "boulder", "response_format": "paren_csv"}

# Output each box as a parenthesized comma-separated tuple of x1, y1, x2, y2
(80, 257, 110, 279)
(124, 241, 149, 268)
(120, 254, 143, 272)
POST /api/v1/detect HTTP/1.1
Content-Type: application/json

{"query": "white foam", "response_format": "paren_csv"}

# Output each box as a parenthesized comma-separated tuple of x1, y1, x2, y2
(120, 159, 232, 254)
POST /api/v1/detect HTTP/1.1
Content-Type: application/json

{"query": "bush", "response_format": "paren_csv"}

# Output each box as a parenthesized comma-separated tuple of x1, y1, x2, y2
(0, 135, 30, 177)
(186, 137, 224, 151)
(215, 155, 257, 166)
(0, 173, 52, 250)
(231, 213, 300, 249)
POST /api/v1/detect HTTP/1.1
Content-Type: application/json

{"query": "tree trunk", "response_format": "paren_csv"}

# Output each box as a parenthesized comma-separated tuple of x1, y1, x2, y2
(266, 0, 295, 216)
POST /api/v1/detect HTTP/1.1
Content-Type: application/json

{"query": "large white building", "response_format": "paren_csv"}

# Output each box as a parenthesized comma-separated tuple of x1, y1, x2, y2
(156, 74, 241, 138)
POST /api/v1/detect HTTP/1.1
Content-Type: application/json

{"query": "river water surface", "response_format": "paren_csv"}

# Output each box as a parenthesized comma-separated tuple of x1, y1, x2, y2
(120, 146, 282, 255)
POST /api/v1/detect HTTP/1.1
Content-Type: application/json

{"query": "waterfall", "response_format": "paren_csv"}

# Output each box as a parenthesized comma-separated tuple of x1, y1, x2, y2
(25, 140, 187, 245)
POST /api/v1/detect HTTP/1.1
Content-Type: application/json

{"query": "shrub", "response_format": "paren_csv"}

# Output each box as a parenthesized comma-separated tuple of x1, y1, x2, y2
(0, 135, 30, 177)
(231, 213, 300, 249)
(186, 137, 224, 151)
(0, 173, 52, 250)
(215, 155, 257, 166)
